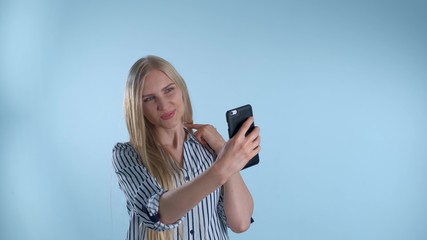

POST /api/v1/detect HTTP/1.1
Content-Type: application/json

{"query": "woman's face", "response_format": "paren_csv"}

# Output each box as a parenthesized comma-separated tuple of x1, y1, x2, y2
(142, 69, 185, 130)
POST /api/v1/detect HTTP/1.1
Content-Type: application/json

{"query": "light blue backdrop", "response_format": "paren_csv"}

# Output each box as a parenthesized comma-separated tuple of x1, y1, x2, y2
(1, 1, 426, 240)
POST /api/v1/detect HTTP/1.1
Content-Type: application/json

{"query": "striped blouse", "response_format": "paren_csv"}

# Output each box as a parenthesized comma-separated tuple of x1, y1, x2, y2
(112, 132, 229, 240)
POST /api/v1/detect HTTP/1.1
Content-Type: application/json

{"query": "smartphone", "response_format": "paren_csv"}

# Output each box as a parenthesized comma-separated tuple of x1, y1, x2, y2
(226, 104, 260, 170)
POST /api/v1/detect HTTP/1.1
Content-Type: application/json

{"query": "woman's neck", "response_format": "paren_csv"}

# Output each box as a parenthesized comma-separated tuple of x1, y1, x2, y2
(156, 126, 186, 147)
(155, 125, 187, 165)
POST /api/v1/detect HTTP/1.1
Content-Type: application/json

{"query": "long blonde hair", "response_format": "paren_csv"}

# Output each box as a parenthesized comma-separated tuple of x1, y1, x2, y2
(124, 55, 193, 239)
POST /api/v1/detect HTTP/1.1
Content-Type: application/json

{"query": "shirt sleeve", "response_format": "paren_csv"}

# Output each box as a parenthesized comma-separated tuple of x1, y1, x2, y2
(112, 142, 183, 231)
(217, 186, 228, 225)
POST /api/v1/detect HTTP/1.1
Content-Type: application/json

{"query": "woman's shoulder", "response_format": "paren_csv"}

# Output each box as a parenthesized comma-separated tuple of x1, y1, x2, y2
(113, 141, 137, 154)
(112, 142, 140, 169)
(113, 141, 133, 151)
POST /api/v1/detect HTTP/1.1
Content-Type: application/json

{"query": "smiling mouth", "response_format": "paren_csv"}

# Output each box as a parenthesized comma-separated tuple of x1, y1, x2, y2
(160, 110, 175, 120)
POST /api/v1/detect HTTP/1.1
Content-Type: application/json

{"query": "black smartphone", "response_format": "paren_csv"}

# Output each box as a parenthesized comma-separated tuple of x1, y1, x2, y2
(226, 104, 260, 170)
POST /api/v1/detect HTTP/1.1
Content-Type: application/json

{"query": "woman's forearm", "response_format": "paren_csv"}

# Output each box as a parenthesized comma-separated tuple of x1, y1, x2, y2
(158, 163, 227, 224)
(223, 173, 254, 233)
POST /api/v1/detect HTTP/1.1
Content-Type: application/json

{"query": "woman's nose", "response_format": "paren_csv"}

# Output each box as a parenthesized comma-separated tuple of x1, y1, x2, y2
(156, 97, 168, 111)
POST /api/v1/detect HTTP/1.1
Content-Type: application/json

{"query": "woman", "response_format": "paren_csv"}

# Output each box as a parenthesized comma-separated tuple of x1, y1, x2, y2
(112, 55, 261, 240)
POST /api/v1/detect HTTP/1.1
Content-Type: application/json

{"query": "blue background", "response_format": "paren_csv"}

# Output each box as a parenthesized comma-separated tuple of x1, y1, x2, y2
(1, 1, 426, 240)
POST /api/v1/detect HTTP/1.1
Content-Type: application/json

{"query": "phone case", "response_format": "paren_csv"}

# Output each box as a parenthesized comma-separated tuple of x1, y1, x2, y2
(226, 104, 260, 170)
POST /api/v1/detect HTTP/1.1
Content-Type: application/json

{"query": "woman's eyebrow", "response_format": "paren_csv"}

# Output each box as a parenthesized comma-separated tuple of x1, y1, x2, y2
(141, 92, 153, 98)
(162, 83, 176, 91)
(142, 83, 176, 98)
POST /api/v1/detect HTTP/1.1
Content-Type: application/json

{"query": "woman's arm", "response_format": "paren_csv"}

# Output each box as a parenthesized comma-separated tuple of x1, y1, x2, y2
(183, 119, 260, 232)
(223, 172, 254, 232)
(159, 118, 260, 225)
(158, 160, 228, 224)
(160, 169, 254, 233)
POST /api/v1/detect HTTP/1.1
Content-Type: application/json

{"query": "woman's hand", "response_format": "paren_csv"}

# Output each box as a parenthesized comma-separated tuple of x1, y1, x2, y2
(185, 123, 226, 154)
(215, 117, 261, 177)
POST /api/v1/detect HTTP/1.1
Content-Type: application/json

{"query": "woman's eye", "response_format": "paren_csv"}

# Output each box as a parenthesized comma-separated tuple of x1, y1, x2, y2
(143, 96, 155, 102)
(165, 87, 175, 93)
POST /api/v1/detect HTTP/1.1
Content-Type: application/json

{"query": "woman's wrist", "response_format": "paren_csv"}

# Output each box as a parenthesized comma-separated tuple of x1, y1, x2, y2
(209, 159, 230, 186)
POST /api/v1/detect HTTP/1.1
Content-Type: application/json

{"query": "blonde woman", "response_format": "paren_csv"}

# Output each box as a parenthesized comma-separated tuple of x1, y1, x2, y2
(112, 55, 261, 240)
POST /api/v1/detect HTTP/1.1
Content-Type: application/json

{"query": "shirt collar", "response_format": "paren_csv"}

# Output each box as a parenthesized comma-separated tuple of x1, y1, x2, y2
(184, 127, 201, 145)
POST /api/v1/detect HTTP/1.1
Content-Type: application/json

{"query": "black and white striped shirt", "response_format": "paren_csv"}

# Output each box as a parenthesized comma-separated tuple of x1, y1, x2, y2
(112, 132, 229, 240)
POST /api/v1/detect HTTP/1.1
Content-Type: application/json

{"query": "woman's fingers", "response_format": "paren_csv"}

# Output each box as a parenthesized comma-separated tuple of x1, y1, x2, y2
(185, 123, 209, 142)
(185, 122, 225, 153)
(246, 125, 260, 142)
(233, 117, 260, 150)
(246, 127, 261, 148)
(238, 125, 261, 163)
(235, 117, 254, 139)
(185, 123, 205, 129)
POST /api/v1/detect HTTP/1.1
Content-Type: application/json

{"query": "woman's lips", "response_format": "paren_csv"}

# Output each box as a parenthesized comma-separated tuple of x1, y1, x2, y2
(160, 110, 175, 120)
